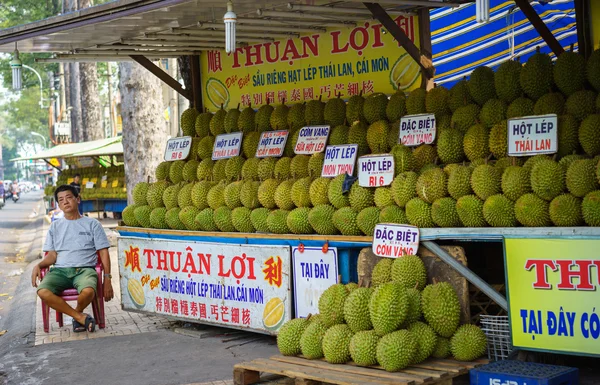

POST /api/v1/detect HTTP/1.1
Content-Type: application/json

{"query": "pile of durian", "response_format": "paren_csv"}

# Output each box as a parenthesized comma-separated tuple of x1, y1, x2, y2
(122, 47, 600, 232)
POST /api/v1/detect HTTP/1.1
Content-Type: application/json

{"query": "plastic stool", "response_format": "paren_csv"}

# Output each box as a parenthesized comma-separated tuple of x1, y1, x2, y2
(470, 360, 578, 385)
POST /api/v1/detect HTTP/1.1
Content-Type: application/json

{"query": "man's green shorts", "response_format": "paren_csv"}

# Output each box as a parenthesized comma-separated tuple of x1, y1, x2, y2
(37, 267, 97, 295)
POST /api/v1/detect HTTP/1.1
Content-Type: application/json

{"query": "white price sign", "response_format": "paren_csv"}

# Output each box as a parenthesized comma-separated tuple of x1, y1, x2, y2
(321, 144, 358, 178)
(212, 132, 243, 160)
(292, 246, 338, 319)
(508, 114, 557, 156)
(294, 126, 330, 154)
(164, 136, 192, 161)
(399, 113, 436, 146)
(372, 224, 420, 258)
(85, 182, 94, 189)
(358, 155, 395, 187)
(256, 130, 289, 158)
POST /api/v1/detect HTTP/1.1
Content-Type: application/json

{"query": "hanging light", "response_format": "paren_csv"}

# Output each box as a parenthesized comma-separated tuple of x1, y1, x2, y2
(224, 0, 237, 54)
(10, 42, 23, 90)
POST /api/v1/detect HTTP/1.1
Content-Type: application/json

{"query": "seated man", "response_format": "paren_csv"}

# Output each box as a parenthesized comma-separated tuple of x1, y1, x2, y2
(32, 185, 114, 332)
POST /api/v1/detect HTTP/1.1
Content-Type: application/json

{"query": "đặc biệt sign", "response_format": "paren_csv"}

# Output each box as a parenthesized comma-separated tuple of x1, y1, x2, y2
(505, 238, 600, 357)
(118, 237, 291, 335)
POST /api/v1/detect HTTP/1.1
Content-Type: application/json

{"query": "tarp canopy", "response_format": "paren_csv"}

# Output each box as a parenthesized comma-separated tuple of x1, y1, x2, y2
(10, 136, 121, 161)
(64, 139, 123, 157)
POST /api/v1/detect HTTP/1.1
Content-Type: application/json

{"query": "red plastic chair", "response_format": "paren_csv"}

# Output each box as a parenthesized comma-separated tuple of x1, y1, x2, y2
(40, 252, 106, 333)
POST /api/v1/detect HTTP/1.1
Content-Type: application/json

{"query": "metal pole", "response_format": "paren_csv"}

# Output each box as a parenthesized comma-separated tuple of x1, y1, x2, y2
(22, 64, 48, 108)
(421, 241, 508, 311)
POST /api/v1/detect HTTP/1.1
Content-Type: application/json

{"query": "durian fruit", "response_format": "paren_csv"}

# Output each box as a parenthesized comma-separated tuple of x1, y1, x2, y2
(566, 90, 597, 121)
(483, 194, 517, 227)
(147, 181, 169, 209)
(349, 330, 380, 367)
(432, 337, 451, 359)
(231, 207, 255, 233)
(515, 193, 551, 227)
(332, 207, 362, 235)
(450, 324, 487, 361)
(328, 174, 350, 209)
(391, 171, 418, 207)
(421, 282, 461, 337)
(406, 88, 427, 115)
(305, 98, 325, 125)
(180, 108, 199, 136)
(270, 102, 289, 130)
(196, 159, 214, 181)
(463, 124, 489, 162)
(357, 207, 381, 235)
(387, 145, 413, 176)
(258, 178, 279, 209)
(155, 162, 171, 182)
(267, 209, 290, 234)
(308, 153, 324, 177)
(165, 207, 186, 230)
(387, 91, 407, 122)
(506, 97, 535, 119)
(256, 103, 274, 132)
(212, 159, 228, 181)
(471, 164, 501, 200)
(224, 106, 241, 133)
(133, 205, 152, 228)
(209, 106, 226, 135)
(416, 168, 448, 204)
(413, 144, 438, 170)
(371, 258, 393, 288)
(322, 324, 354, 364)
(308, 205, 339, 235)
(318, 283, 349, 327)
(214, 206, 236, 232)
(328, 125, 349, 146)
(309, 178, 330, 206)
(489, 120, 508, 159)
(425, 86, 450, 118)
(195, 110, 212, 137)
(479, 99, 507, 128)
(257, 157, 276, 181)
(520, 47, 554, 100)
(191, 180, 211, 210)
(344, 288, 373, 333)
(250, 207, 270, 232)
(241, 157, 260, 181)
(530, 159, 565, 201)
(346, 93, 365, 124)
(374, 187, 394, 208)
(582, 190, 600, 226)
(177, 183, 194, 209)
(456, 195, 487, 227)
(291, 177, 313, 208)
(149, 207, 169, 229)
(237, 106, 256, 133)
(451, 104, 480, 133)
(284, 129, 300, 157)
(273, 157, 291, 180)
(523, 154, 552, 176)
(207, 181, 226, 209)
(223, 181, 242, 209)
(299, 320, 328, 359)
(559, 154, 588, 172)
(348, 121, 369, 156)
(579, 114, 600, 156)
(169, 160, 186, 184)
(370, 282, 408, 336)
(405, 288, 422, 324)
(550, 194, 583, 226)
(376, 330, 417, 372)
(277, 318, 310, 356)
(554, 50, 586, 96)
(240, 180, 261, 209)
(182, 160, 199, 182)
(195, 207, 218, 231)
(242, 132, 260, 159)
(448, 165, 474, 200)
(502, 166, 531, 201)
(133, 182, 150, 205)
(494, 59, 523, 103)
(566, 159, 599, 197)
(444, 163, 461, 176)
(197, 136, 215, 160)
(179, 206, 202, 230)
(408, 321, 438, 364)
(349, 183, 375, 211)
(587, 49, 600, 92)
(448, 78, 473, 112)
(468, 66, 496, 106)
(495, 157, 521, 175)
(437, 129, 465, 164)
(533, 92, 565, 115)
(287, 207, 313, 234)
(557, 115, 580, 158)
(290, 155, 310, 178)
(287, 102, 306, 131)
(405, 197, 435, 228)
(324, 95, 346, 127)
(432, 197, 462, 227)
(391, 255, 427, 291)
(224, 156, 244, 181)
(274, 179, 295, 210)
(366, 120, 390, 153)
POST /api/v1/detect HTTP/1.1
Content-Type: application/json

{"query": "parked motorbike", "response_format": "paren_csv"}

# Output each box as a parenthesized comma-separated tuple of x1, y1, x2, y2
(12, 192, 19, 202)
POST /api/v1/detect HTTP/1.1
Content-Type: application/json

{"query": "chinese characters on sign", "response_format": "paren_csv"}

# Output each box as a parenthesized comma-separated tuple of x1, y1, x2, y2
(164, 136, 192, 161)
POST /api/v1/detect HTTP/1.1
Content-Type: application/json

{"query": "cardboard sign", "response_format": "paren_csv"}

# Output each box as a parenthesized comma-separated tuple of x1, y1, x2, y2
(321, 144, 358, 178)
(508, 115, 557, 156)
(399, 113, 436, 146)
(358, 155, 395, 187)
(372, 224, 420, 258)
(164, 136, 192, 161)
(292, 246, 338, 319)
(256, 130, 289, 158)
(212, 132, 243, 160)
(294, 126, 330, 154)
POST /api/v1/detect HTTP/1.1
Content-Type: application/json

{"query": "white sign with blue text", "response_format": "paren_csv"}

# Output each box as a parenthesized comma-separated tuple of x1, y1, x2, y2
(372, 223, 420, 258)
(164, 136, 192, 161)
(292, 246, 338, 319)
(212, 132, 243, 160)
(294, 126, 330, 154)
(321, 144, 359, 178)
(399, 113, 436, 147)
(358, 154, 395, 187)
(507, 114, 557, 157)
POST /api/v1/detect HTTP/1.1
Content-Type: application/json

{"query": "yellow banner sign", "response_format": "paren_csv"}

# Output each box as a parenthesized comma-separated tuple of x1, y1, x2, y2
(200, 16, 421, 111)
(505, 238, 600, 356)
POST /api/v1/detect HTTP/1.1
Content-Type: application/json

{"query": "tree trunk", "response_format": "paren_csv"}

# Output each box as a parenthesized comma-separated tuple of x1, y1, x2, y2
(0, 142, 4, 180)
(69, 63, 83, 142)
(78, 0, 103, 141)
(118, 62, 168, 204)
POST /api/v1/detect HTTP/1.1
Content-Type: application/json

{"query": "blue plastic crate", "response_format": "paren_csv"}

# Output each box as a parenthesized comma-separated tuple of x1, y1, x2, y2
(470, 360, 578, 385)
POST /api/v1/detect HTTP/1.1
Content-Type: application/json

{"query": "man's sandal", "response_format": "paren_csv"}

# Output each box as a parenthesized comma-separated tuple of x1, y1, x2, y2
(73, 319, 86, 333)
(84, 314, 96, 332)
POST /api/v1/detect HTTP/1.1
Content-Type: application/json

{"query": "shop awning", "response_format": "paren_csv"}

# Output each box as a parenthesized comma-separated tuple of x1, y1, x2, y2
(10, 136, 121, 161)
(65, 139, 123, 157)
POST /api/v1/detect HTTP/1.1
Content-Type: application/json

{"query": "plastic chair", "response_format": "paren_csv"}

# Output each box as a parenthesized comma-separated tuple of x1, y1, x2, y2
(40, 252, 106, 333)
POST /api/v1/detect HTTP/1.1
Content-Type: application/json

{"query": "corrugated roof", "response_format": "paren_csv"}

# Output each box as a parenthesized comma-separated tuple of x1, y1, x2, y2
(10, 136, 121, 161)
(66, 139, 123, 157)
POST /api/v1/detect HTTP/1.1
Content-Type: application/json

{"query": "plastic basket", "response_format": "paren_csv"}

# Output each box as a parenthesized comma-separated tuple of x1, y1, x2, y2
(480, 315, 512, 361)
